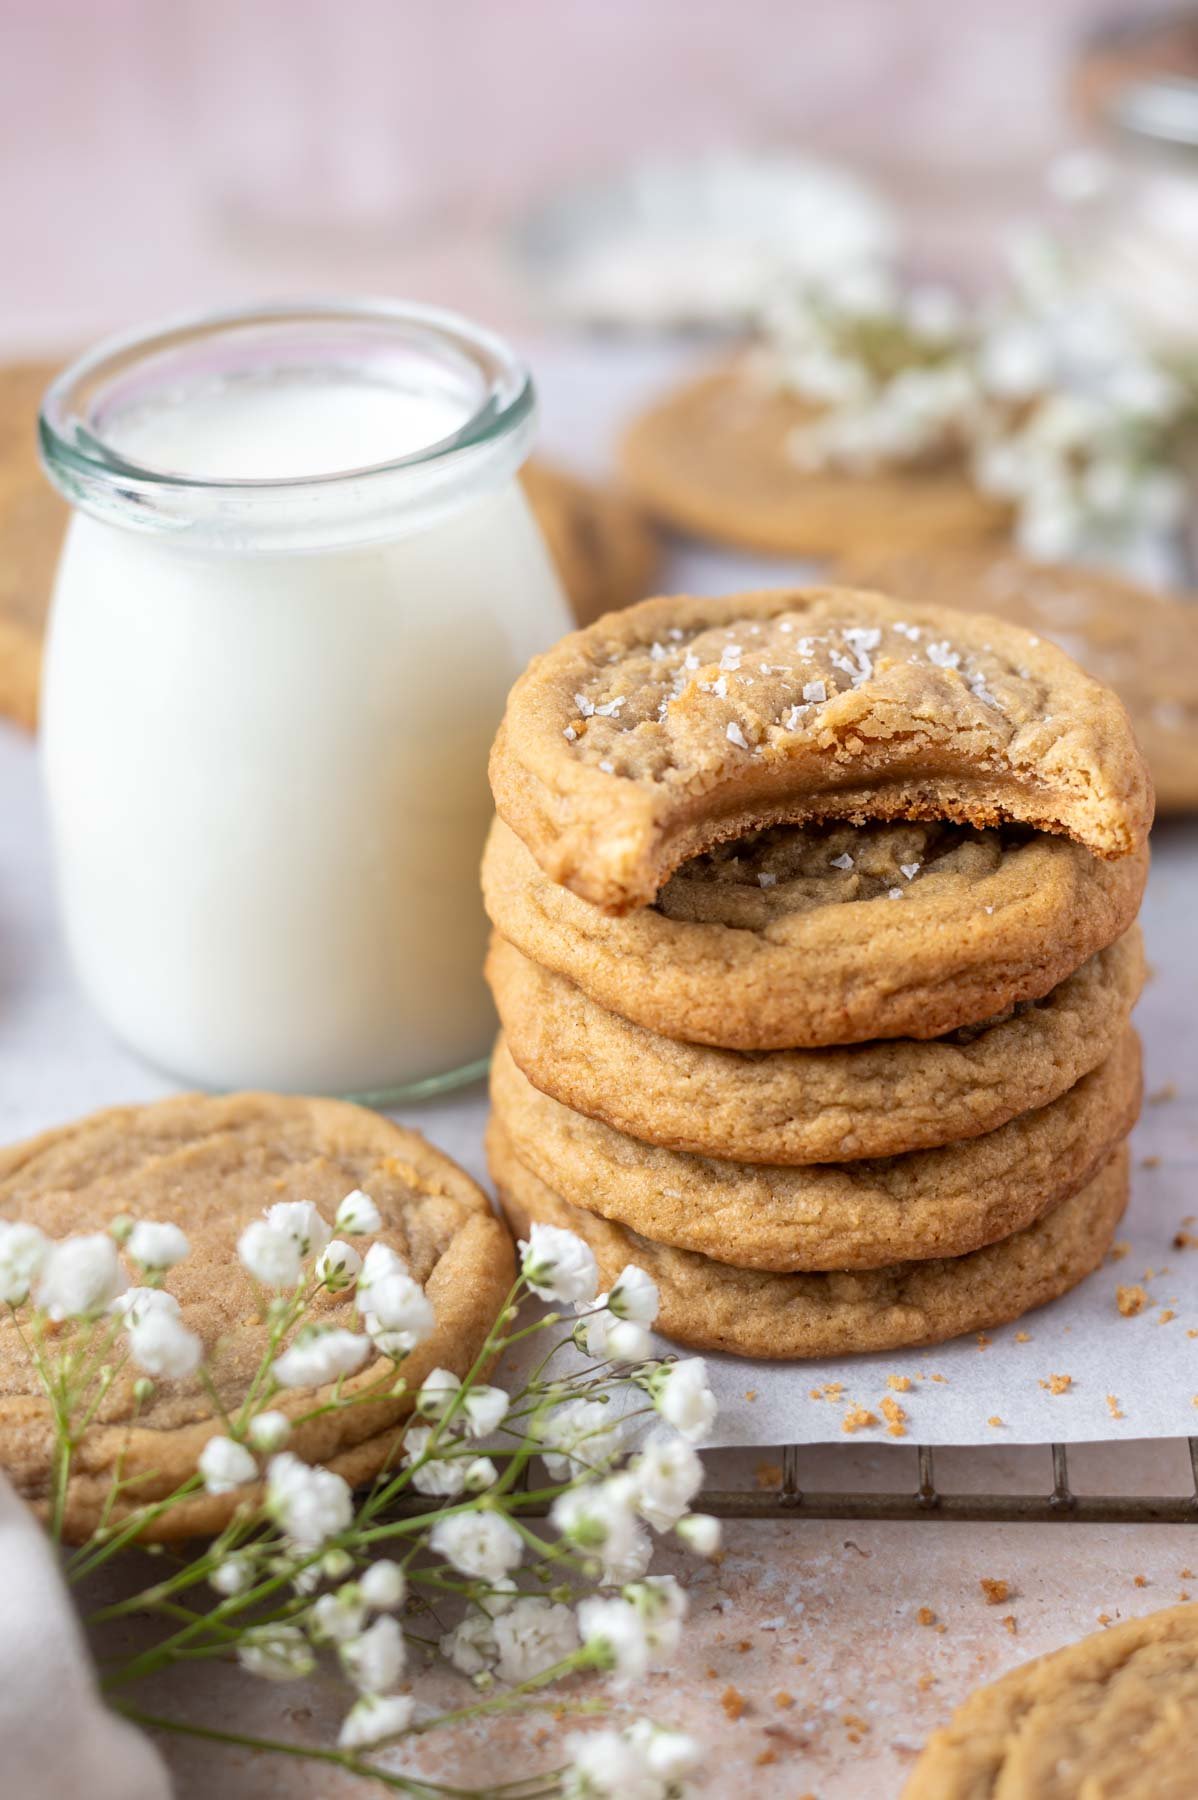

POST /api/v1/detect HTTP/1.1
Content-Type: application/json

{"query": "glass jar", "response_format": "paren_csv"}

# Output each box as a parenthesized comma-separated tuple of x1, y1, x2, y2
(39, 301, 572, 1098)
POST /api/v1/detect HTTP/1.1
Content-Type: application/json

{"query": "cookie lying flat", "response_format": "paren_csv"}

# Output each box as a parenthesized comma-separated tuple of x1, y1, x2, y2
(522, 459, 658, 628)
(619, 365, 1009, 560)
(490, 588, 1153, 915)
(487, 927, 1144, 1163)
(904, 1603, 1198, 1799)
(838, 545, 1198, 815)
(483, 816, 1147, 1049)
(0, 361, 66, 730)
(490, 1122, 1128, 1358)
(0, 1093, 513, 1542)
(491, 1029, 1140, 1272)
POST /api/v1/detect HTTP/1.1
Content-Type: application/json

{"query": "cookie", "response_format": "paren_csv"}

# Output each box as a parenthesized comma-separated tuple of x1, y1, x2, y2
(490, 1122, 1129, 1358)
(837, 545, 1198, 815)
(489, 589, 1153, 915)
(483, 816, 1147, 1049)
(0, 1093, 513, 1542)
(522, 458, 658, 627)
(904, 1602, 1198, 1798)
(490, 1027, 1140, 1272)
(487, 926, 1144, 1163)
(619, 365, 1010, 560)
(0, 361, 67, 730)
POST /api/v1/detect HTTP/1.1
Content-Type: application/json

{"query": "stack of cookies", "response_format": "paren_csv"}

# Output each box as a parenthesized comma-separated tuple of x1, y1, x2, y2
(483, 588, 1152, 1359)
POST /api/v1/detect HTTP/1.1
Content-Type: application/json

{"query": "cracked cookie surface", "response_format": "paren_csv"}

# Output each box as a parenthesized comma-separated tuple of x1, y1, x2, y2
(490, 588, 1152, 914)
(904, 1602, 1198, 1798)
(0, 1093, 513, 1542)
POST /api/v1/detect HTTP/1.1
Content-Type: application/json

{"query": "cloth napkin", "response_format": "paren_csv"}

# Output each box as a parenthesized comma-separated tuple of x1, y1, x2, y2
(0, 1474, 171, 1798)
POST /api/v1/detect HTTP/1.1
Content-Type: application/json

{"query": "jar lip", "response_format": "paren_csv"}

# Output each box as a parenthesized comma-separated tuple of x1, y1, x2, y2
(39, 298, 535, 498)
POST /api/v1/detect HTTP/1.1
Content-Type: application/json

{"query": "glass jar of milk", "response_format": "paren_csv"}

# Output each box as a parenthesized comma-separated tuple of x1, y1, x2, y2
(39, 302, 572, 1098)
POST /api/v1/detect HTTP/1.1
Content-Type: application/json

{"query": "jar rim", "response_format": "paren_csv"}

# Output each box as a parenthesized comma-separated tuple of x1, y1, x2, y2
(39, 300, 538, 551)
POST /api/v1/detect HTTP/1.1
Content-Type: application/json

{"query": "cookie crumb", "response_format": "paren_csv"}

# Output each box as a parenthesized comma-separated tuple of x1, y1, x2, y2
(1014, 1330, 1031, 1342)
(1141, 1154, 1162, 1169)
(754, 1749, 777, 1768)
(1134, 1575, 1148, 1588)
(1108, 1243, 1130, 1264)
(721, 1686, 747, 1721)
(1107, 1395, 1125, 1420)
(1116, 1285, 1147, 1316)
(744, 1388, 758, 1402)
(917, 1672, 937, 1691)
(1039, 1374, 1073, 1394)
(917, 1607, 937, 1627)
(773, 1691, 794, 1711)
(841, 1405, 878, 1434)
(1002, 1615, 1017, 1635)
(1098, 1613, 1112, 1626)
(980, 1579, 1010, 1606)
(880, 1395, 908, 1438)
(1149, 1082, 1177, 1105)
(887, 1374, 913, 1392)
(976, 1332, 991, 1350)
(1160, 1309, 1176, 1324)
(988, 1415, 1004, 1428)
(755, 1462, 782, 1490)
(1174, 1230, 1198, 1250)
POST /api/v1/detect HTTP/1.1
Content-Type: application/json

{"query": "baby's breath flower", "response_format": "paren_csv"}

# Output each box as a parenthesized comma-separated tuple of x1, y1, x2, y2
(552, 1474, 646, 1585)
(462, 1383, 510, 1438)
(357, 1247, 435, 1354)
(675, 1512, 721, 1556)
(519, 1223, 599, 1305)
(491, 1597, 579, 1684)
(463, 1456, 499, 1493)
(338, 1693, 414, 1751)
(578, 1577, 686, 1679)
(626, 1717, 704, 1784)
(126, 1220, 189, 1270)
(238, 1624, 315, 1682)
(586, 1313, 654, 1366)
(237, 1220, 303, 1290)
(310, 1589, 367, 1644)
(35, 1233, 125, 1319)
(606, 1265, 659, 1325)
(649, 1359, 717, 1444)
(340, 1613, 405, 1693)
(630, 1430, 704, 1533)
(267, 1453, 353, 1551)
(540, 1399, 625, 1480)
(440, 1610, 497, 1675)
(314, 1239, 361, 1291)
(111, 1286, 180, 1326)
(416, 1367, 461, 1419)
(563, 1719, 700, 1798)
(0, 1220, 48, 1305)
(209, 1553, 256, 1596)
(264, 1201, 332, 1261)
(429, 1510, 523, 1582)
(248, 1409, 291, 1453)
(335, 1189, 382, 1237)
(198, 1434, 258, 1496)
(272, 1326, 370, 1389)
(127, 1308, 203, 1380)
(402, 1425, 468, 1497)
(359, 1559, 405, 1611)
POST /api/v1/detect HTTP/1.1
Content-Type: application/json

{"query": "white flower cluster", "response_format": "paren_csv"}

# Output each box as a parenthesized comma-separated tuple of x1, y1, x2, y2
(758, 234, 1196, 568)
(562, 1718, 702, 1800)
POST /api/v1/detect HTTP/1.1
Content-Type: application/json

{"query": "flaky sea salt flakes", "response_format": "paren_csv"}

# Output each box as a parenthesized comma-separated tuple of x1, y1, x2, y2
(783, 703, 809, 730)
(926, 640, 961, 669)
(668, 628, 684, 640)
(888, 887, 903, 900)
(984, 904, 994, 915)
(593, 695, 625, 718)
(563, 725, 577, 741)
(726, 721, 749, 750)
(894, 621, 921, 641)
(802, 679, 827, 704)
(683, 651, 701, 670)
(599, 760, 614, 773)
(900, 863, 920, 880)
(573, 692, 595, 717)
(758, 872, 777, 888)
(830, 852, 854, 870)
(720, 644, 742, 671)
(650, 641, 668, 662)
(844, 626, 881, 653)
(701, 675, 728, 698)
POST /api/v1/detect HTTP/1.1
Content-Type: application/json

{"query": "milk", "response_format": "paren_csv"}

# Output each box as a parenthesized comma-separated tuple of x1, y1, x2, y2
(41, 355, 571, 1095)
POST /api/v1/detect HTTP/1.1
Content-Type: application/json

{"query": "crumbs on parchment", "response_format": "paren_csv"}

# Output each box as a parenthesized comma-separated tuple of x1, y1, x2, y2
(980, 1579, 1010, 1606)
(1039, 1374, 1072, 1395)
(1117, 1285, 1147, 1316)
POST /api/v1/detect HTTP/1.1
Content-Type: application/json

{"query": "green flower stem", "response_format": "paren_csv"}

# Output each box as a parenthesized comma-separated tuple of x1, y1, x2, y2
(114, 1706, 567, 1798)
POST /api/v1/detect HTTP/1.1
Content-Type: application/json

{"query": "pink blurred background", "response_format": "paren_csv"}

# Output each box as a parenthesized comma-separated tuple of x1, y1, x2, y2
(0, 0, 1131, 350)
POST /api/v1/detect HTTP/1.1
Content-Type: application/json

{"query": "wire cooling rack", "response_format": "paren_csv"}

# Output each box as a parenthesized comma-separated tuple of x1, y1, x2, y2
(687, 1442, 1198, 1524)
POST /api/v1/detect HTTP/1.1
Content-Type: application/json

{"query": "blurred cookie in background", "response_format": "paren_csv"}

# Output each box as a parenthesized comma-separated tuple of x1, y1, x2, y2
(619, 364, 1009, 561)
(838, 545, 1198, 814)
(0, 361, 66, 731)
(522, 457, 659, 626)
